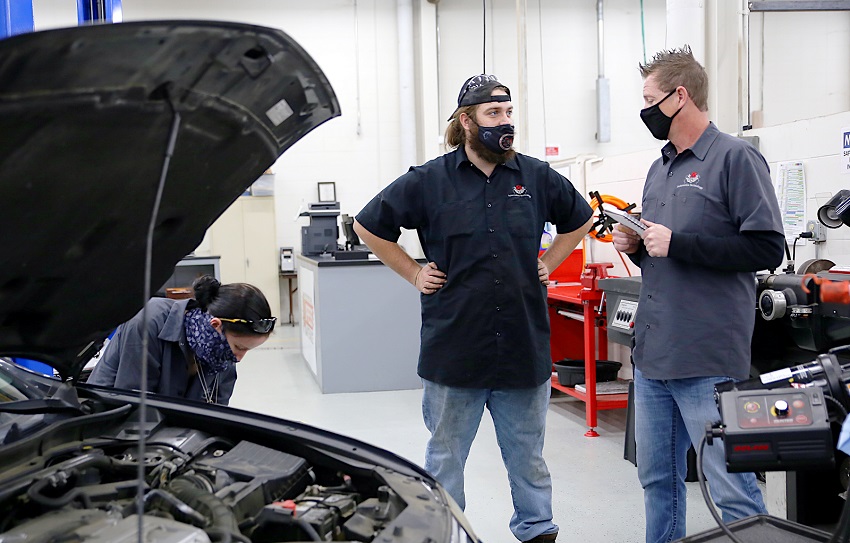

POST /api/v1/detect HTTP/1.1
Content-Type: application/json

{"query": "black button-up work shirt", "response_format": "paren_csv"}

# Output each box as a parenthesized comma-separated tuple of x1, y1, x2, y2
(356, 147, 592, 388)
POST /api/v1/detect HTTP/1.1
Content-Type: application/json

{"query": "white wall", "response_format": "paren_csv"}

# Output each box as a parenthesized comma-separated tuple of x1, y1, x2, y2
(432, 0, 669, 160)
(29, 1, 850, 265)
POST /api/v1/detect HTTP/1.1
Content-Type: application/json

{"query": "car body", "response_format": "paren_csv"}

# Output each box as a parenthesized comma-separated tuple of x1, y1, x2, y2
(0, 20, 478, 543)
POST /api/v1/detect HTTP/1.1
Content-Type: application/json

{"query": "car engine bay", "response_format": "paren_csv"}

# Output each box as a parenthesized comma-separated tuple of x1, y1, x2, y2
(0, 387, 456, 543)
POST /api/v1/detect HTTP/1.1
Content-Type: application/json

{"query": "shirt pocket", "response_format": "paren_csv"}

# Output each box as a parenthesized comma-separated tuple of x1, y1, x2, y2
(671, 193, 706, 234)
(431, 200, 475, 240)
(505, 196, 537, 238)
(641, 198, 658, 223)
(702, 197, 738, 236)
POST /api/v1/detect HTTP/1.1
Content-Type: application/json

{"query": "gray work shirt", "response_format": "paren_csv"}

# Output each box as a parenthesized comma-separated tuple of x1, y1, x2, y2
(87, 298, 237, 404)
(633, 122, 784, 380)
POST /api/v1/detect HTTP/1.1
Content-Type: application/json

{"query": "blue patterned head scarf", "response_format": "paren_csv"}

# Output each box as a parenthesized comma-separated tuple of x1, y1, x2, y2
(184, 307, 237, 373)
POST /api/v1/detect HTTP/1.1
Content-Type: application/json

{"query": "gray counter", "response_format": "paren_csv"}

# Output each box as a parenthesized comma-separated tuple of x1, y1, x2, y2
(297, 254, 422, 393)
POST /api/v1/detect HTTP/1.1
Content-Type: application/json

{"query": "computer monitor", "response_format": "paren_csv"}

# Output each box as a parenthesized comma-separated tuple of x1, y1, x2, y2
(340, 214, 361, 249)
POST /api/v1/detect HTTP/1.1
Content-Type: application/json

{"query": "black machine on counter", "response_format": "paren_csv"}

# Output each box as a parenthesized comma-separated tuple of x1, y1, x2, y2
(300, 202, 340, 256)
(753, 189, 850, 370)
(335, 213, 371, 260)
(299, 204, 372, 260)
(754, 263, 850, 366)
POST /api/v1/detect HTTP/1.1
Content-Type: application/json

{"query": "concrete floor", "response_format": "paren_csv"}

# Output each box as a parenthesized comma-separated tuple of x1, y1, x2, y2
(229, 325, 759, 543)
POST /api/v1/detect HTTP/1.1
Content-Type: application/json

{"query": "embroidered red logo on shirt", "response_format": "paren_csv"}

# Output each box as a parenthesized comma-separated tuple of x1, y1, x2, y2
(509, 184, 532, 198)
(685, 172, 700, 184)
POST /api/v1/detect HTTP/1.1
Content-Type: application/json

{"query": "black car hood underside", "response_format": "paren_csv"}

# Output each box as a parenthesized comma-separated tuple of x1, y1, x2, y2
(0, 21, 340, 379)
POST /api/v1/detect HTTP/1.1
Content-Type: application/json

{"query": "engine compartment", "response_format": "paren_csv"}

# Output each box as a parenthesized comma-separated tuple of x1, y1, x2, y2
(0, 408, 429, 543)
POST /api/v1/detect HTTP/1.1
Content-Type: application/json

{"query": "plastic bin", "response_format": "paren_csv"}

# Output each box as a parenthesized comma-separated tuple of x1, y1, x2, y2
(553, 359, 621, 387)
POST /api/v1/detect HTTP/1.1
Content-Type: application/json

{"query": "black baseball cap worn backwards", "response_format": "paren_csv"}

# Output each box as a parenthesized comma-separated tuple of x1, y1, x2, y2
(448, 74, 511, 121)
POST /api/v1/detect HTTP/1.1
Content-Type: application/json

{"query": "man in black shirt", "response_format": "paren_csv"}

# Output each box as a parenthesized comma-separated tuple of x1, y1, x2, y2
(355, 74, 592, 543)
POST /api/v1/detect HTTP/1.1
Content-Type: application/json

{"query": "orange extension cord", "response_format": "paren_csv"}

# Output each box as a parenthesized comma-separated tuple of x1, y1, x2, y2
(587, 194, 634, 277)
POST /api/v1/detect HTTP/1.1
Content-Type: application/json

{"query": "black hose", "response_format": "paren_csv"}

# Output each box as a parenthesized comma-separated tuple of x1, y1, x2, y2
(25, 453, 120, 509)
(27, 476, 92, 509)
(168, 476, 242, 543)
(143, 489, 207, 526)
(696, 436, 746, 543)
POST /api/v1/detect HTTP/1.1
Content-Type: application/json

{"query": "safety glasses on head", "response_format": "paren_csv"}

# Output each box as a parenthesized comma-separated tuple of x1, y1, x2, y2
(217, 316, 277, 334)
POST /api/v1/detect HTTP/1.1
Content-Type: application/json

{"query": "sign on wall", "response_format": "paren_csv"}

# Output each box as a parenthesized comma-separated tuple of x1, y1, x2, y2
(843, 127, 850, 175)
(774, 161, 807, 240)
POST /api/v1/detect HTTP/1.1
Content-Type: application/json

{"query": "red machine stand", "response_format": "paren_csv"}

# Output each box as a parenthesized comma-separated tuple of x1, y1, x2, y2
(547, 262, 628, 437)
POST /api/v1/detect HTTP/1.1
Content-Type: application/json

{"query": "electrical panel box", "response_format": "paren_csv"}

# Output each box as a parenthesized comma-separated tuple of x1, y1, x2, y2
(598, 276, 642, 347)
(805, 220, 827, 243)
(610, 299, 638, 332)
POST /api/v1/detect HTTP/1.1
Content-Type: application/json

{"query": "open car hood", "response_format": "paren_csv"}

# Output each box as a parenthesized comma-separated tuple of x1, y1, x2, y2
(0, 21, 339, 379)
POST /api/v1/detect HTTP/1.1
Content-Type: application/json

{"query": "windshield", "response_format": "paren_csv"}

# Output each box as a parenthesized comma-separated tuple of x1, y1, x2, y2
(0, 360, 65, 445)
(0, 359, 54, 402)
(0, 371, 29, 403)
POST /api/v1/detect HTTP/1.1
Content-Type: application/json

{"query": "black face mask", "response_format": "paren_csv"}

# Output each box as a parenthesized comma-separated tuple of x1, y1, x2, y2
(477, 123, 515, 154)
(640, 89, 682, 140)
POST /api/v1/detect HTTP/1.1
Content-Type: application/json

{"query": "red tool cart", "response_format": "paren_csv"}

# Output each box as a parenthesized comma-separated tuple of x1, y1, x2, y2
(547, 256, 628, 437)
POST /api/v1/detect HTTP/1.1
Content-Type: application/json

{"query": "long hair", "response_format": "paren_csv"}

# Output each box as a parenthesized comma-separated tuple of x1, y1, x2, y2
(444, 105, 478, 150)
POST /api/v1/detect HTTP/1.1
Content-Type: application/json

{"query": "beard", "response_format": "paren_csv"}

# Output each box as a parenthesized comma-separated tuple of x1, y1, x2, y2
(468, 123, 517, 165)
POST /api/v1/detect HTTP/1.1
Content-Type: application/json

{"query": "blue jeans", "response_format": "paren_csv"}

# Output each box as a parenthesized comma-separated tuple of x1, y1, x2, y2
(634, 368, 767, 543)
(422, 379, 558, 542)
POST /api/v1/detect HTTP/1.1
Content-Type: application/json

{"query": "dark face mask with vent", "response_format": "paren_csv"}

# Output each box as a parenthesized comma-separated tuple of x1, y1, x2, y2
(476, 123, 515, 154)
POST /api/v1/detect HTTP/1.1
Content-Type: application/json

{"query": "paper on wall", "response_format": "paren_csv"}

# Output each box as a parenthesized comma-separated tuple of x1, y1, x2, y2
(774, 161, 807, 240)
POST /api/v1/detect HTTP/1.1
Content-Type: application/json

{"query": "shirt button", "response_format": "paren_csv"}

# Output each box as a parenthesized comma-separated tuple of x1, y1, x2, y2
(668, 171, 674, 177)
(486, 180, 491, 184)
(496, 331, 501, 337)
(496, 306, 501, 311)
(650, 263, 655, 267)
(489, 228, 495, 233)
(648, 294, 652, 299)
(492, 253, 498, 258)
(646, 324, 651, 329)
(487, 203, 492, 208)
(495, 279, 501, 285)
(661, 201, 666, 206)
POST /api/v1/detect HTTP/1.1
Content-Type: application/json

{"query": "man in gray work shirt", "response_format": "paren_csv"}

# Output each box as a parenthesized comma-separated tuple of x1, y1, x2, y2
(612, 46, 784, 543)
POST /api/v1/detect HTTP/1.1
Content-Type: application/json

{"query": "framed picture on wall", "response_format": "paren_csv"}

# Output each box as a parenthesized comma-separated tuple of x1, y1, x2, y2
(317, 181, 336, 202)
